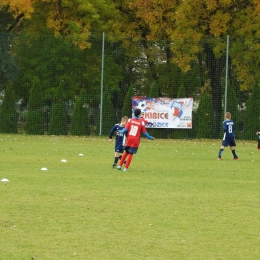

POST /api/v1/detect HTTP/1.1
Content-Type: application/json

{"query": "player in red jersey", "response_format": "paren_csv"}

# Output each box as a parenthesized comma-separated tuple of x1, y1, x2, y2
(117, 109, 154, 172)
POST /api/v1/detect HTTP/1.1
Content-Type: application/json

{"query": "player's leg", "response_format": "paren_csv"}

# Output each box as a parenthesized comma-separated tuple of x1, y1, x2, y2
(113, 152, 121, 167)
(230, 146, 238, 159)
(218, 145, 225, 160)
(123, 147, 138, 171)
(113, 145, 124, 168)
(117, 151, 128, 170)
(229, 139, 238, 159)
(124, 153, 133, 169)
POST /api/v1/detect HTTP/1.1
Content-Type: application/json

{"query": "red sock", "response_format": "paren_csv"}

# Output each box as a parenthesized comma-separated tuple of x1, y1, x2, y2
(119, 152, 128, 166)
(125, 154, 133, 168)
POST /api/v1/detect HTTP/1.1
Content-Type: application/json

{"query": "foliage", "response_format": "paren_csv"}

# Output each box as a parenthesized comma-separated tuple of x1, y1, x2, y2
(71, 89, 90, 136)
(177, 83, 186, 98)
(122, 86, 134, 119)
(225, 85, 239, 138)
(0, 84, 18, 133)
(149, 82, 159, 97)
(48, 101, 68, 135)
(25, 78, 45, 135)
(12, 35, 88, 103)
(3, 0, 260, 141)
(244, 82, 260, 140)
(196, 93, 214, 139)
(0, 33, 19, 91)
(96, 90, 116, 135)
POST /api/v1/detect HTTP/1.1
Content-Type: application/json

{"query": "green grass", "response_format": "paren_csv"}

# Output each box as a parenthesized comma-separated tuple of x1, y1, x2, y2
(0, 134, 260, 259)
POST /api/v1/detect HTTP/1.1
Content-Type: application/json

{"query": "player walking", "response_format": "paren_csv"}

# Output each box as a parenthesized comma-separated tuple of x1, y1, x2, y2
(217, 112, 238, 160)
(109, 116, 128, 168)
(117, 109, 154, 172)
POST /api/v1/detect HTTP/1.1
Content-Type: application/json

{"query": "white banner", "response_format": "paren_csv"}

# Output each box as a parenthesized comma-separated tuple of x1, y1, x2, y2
(132, 97, 193, 128)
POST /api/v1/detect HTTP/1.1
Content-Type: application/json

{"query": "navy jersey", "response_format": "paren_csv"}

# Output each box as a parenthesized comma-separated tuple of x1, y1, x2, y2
(223, 119, 235, 140)
(109, 124, 126, 147)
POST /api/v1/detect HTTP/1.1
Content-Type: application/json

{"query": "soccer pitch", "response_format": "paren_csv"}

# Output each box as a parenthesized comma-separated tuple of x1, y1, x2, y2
(0, 134, 259, 259)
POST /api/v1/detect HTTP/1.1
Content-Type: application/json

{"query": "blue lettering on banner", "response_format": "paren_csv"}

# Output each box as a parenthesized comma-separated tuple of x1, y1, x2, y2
(149, 122, 169, 128)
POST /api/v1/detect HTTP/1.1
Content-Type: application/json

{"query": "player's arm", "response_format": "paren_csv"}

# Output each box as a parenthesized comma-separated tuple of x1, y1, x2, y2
(223, 122, 227, 132)
(119, 121, 130, 134)
(109, 125, 116, 140)
(120, 128, 128, 134)
(144, 119, 153, 126)
(143, 131, 154, 140)
(141, 122, 154, 140)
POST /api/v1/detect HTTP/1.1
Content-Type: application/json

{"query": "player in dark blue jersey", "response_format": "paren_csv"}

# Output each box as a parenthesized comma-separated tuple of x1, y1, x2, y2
(256, 130, 260, 150)
(109, 116, 128, 168)
(218, 112, 239, 160)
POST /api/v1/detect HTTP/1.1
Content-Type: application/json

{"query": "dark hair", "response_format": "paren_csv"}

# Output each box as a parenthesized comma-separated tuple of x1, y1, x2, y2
(134, 109, 141, 117)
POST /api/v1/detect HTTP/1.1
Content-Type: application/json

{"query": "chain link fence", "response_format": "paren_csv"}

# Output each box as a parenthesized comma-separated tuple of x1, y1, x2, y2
(0, 33, 259, 140)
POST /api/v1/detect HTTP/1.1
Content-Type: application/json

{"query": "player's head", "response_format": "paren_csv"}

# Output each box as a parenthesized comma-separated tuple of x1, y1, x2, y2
(226, 112, 231, 119)
(121, 116, 128, 126)
(134, 109, 141, 117)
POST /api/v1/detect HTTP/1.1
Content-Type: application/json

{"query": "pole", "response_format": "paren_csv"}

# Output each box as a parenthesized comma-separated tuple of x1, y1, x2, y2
(99, 32, 105, 135)
(224, 35, 229, 118)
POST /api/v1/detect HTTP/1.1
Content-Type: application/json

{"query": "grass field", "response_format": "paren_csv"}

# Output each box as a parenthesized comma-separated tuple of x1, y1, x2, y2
(0, 134, 260, 260)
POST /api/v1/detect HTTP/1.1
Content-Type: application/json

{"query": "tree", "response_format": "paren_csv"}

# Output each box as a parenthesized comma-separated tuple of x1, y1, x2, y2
(196, 93, 214, 139)
(177, 84, 186, 98)
(48, 101, 68, 135)
(96, 90, 115, 136)
(115, 0, 260, 138)
(226, 85, 239, 138)
(0, 33, 19, 91)
(149, 82, 159, 97)
(244, 82, 260, 140)
(0, 0, 102, 48)
(25, 78, 45, 135)
(0, 84, 18, 133)
(122, 86, 134, 119)
(71, 89, 90, 136)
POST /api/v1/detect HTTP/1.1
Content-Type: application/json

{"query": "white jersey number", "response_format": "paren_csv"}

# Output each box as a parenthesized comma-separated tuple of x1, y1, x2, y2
(228, 125, 232, 133)
(129, 125, 138, 136)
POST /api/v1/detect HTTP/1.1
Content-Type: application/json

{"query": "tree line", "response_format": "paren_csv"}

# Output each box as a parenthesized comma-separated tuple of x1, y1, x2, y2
(1, 1, 260, 139)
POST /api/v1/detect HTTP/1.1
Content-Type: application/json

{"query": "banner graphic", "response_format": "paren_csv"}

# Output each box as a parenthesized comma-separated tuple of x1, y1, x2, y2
(132, 97, 193, 128)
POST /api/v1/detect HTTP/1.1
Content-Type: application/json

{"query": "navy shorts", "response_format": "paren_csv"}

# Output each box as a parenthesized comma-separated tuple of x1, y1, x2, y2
(222, 139, 236, 147)
(115, 144, 124, 153)
(124, 146, 138, 154)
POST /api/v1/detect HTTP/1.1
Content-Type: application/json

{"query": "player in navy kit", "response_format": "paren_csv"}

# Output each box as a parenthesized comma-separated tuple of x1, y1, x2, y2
(217, 112, 239, 160)
(256, 130, 260, 150)
(109, 116, 128, 168)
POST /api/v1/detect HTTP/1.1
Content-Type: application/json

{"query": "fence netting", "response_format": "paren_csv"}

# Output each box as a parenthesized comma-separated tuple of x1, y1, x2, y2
(0, 33, 259, 140)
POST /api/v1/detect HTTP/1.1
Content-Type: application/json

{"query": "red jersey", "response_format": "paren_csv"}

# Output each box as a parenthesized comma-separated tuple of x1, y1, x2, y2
(141, 118, 150, 125)
(125, 118, 147, 148)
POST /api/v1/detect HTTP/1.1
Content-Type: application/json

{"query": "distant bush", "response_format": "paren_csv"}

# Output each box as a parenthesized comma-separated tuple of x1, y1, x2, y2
(0, 85, 18, 133)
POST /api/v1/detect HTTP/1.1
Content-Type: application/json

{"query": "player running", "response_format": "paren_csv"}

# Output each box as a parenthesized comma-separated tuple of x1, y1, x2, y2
(217, 112, 239, 160)
(117, 109, 154, 172)
(109, 116, 128, 168)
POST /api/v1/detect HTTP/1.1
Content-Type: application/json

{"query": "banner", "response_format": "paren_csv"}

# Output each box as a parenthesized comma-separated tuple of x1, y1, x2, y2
(132, 97, 193, 128)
